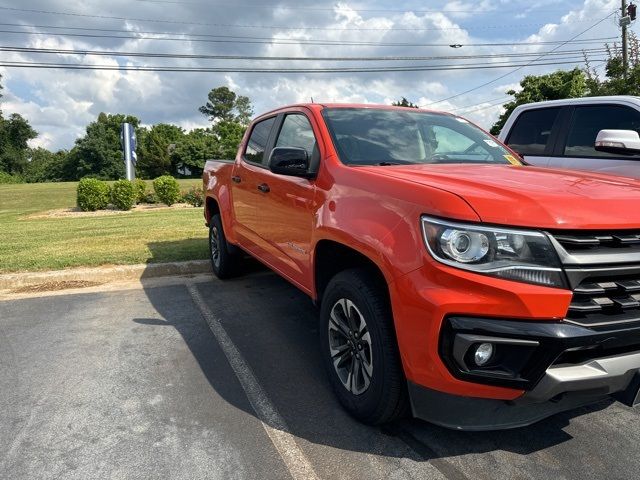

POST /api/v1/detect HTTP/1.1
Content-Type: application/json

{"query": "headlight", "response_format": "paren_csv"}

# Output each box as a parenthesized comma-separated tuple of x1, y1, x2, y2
(421, 216, 566, 288)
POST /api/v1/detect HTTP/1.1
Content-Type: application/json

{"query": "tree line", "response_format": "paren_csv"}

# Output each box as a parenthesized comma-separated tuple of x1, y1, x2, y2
(0, 84, 252, 183)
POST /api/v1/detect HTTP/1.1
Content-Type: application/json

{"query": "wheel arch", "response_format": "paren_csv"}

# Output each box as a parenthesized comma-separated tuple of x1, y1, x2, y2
(205, 195, 220, 225)
(204, 185, 237, 245)
(313, 239, 391, 306)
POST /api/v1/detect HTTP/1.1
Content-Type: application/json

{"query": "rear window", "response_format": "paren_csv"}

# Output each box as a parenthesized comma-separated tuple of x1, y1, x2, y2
(505, 107, 560, 156)
(322, 108, 513, 166)
(564, 105, 640, 158)
(244, 116, 276, 164)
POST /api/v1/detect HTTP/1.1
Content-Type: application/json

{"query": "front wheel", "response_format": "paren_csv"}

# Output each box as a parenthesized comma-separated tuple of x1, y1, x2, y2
(209, 214, 240, 279)
(319, 268, 408, 424)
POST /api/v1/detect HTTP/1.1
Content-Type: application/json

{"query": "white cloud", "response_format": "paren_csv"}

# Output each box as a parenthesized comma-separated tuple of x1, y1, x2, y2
(0, 0, 626, 146)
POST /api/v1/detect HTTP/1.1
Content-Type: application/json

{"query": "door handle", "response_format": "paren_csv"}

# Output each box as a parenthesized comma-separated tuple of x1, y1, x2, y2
(231, 175, 241, 183)
(257, 183, 270, 193)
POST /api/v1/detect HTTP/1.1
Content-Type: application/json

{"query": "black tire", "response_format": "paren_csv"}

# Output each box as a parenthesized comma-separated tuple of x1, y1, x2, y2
(319, 268, 408, 425)
(209, 214, 240, 279)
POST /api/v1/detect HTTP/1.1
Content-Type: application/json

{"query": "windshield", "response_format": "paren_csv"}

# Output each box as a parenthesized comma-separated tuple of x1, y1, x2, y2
(322, 108, 516, 166)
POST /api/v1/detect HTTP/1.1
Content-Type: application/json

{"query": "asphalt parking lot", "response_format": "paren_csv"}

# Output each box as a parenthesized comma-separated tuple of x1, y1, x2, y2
(2, 264, 640, 480)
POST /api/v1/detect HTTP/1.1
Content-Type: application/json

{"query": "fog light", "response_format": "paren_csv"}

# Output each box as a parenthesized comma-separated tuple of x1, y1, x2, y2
(474, 343, 494, 366)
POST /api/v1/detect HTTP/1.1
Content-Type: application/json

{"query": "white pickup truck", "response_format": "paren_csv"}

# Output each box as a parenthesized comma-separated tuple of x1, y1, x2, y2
(497, 96, 640, 178)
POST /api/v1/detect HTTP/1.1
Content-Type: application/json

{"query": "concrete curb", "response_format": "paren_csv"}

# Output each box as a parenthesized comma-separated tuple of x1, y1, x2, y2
(0, 260, 212, 290)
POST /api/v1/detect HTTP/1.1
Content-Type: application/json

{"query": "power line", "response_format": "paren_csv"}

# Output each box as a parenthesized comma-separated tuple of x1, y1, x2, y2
(130, 0, 567, 14)
(424, 11, 618, 106)
(0, 45, 609, 62)
(0, 22, 618, 47)
(0, 24, 617, 47)
(129, 0, 585, 14)
(0, 57, 608, 73)
(452, 56, 609, 115)
(0, 6, 614, 32)
(458, 98, 513, 115)
(449, 96, 512, 112)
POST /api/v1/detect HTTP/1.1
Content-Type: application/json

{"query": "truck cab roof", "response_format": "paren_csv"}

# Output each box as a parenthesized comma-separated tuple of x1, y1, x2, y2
(508, 95, 640, 111)
(255, 102, 448, 119)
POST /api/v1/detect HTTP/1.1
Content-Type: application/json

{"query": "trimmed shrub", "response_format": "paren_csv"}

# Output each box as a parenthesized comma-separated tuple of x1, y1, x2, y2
(133, 178, 147, 204)
(153, 175, 181, 206)
(110, 179, 136, 211)
(181, 186, 204, 207)
(77, 178, 110, 211)
(142, 192, 158, 204)
(0, 171, 24, 184)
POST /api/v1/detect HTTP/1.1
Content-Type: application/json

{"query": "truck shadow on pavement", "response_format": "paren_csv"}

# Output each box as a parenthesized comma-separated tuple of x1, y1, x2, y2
(135, 242, 612, 463)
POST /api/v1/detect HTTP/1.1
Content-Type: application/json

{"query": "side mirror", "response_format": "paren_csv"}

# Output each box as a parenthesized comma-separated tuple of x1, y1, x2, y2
(595, 129, 640, 155)
(268, 147, 314, 178)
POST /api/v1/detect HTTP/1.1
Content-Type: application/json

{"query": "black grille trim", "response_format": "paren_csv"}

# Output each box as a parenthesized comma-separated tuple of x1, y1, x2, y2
(549, 230, 640, 328)
(564, 268, 640, 327)
(564, 265, 640, 289)
(553, 231, 640, 249)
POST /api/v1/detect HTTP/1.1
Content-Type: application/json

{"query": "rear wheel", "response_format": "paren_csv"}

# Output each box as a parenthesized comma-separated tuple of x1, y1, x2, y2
(319, 268, 408, 424)
(209, 214, 239, 279)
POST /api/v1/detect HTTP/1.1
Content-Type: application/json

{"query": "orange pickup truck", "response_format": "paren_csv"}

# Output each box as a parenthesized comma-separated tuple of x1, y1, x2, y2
(203, 104, 640, 430)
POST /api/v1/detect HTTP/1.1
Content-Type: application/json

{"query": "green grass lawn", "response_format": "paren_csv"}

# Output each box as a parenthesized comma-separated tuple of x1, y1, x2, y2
(0, 180, 209, 273)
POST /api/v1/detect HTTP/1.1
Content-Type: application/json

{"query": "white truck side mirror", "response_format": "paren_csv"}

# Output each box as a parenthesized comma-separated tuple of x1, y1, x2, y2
(595, 129, 640, 155)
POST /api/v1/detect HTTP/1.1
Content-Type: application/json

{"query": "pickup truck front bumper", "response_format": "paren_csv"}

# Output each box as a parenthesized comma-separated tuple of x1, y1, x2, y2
(408, 316, 640, 430)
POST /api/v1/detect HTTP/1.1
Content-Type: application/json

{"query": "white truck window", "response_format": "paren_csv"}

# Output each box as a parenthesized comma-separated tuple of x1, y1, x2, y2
(505, 108, 560, 156)
(564, 105, 640, 158)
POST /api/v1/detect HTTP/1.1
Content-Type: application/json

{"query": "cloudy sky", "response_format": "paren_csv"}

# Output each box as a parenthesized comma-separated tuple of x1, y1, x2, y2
(0, 0, 633, 150)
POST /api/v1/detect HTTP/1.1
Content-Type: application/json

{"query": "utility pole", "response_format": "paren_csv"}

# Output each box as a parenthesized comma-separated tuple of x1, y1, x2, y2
(623, 0, 629, 77)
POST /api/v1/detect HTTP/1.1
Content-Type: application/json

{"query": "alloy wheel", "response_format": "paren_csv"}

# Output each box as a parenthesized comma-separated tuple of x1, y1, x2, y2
(210, 226, 220, 268)
(328, 298, 373, 395)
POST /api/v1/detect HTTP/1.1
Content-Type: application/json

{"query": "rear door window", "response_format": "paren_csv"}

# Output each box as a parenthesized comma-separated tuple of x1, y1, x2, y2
(564, 105, 640, 158)
(505, 108, 560, 156)
(244, 116, 276, 165)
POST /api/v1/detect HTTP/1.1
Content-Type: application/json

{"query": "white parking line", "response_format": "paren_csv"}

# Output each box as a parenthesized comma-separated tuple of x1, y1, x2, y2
(188, 284, 320, 480)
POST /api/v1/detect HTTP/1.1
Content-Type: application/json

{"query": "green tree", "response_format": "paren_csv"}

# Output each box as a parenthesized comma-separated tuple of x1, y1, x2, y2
(234, 95, 253, 126)
(490, 68, 587, 135)
(0, 75, 39, 175)
(199, 86, 235, 122)
(213, 121, 246, 159)
(0, 113, 38, 174)
(392, 97, 419, 108)
(586, 34, 640, 96)
(137, 123, 185, 178)
(199, 86, 253, 126)
(23, 148, 67, 183)
(196, 86, 253, 165)
(64, 112, 140, 180)
(171, 128, 219, 177)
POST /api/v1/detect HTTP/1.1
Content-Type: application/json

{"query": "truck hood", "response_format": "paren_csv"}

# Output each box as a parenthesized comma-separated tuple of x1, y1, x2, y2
(360, 164, 640, 229)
